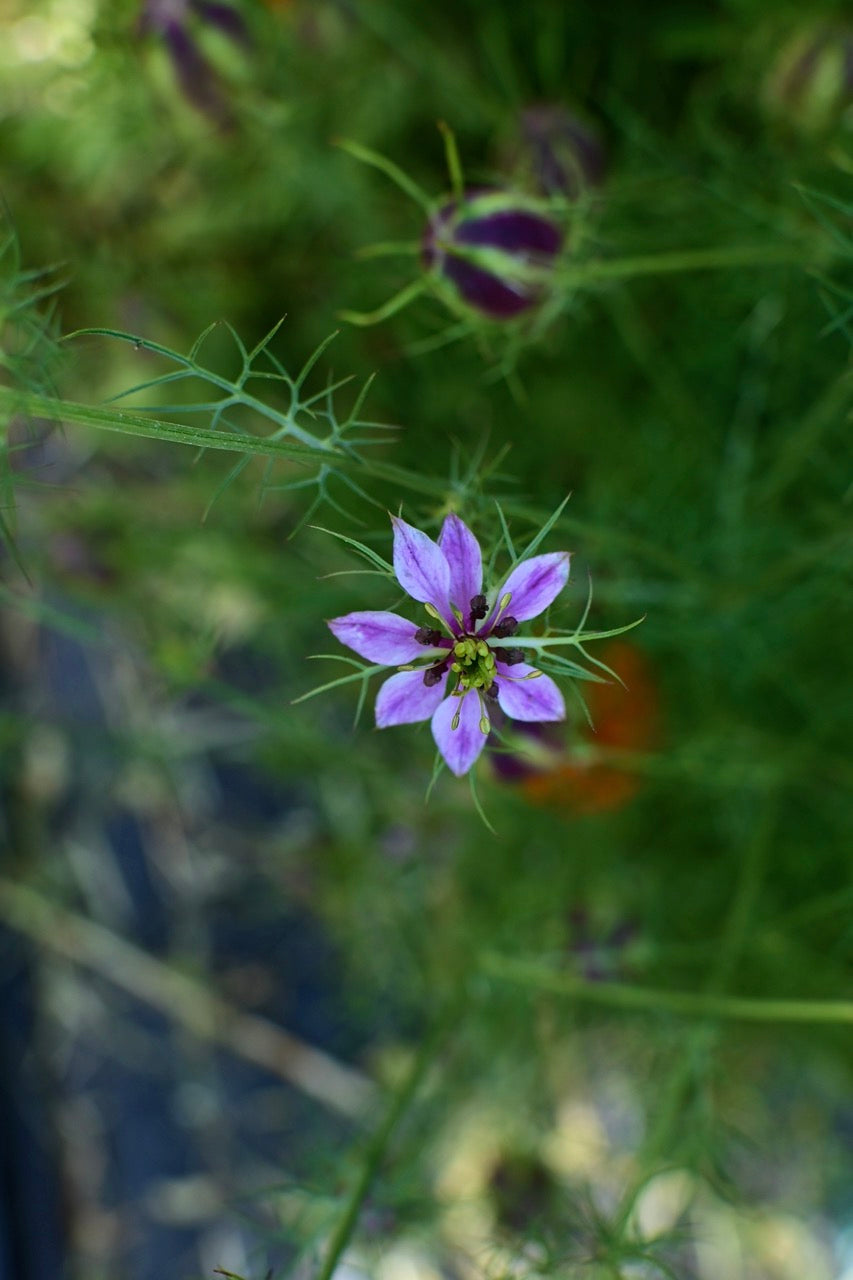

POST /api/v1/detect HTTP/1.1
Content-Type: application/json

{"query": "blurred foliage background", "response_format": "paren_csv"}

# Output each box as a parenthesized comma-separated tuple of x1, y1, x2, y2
(0, 1, 851, 1278)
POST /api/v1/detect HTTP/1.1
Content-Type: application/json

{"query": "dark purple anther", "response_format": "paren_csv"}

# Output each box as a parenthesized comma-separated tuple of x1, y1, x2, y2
(422, 663, 447, 687)
(492, 615, 518, 639)
(494, 647, 525, 666)
(414, 625, 443, 646)
(421, 190, 563, 320)
(468, 593, 488, 626)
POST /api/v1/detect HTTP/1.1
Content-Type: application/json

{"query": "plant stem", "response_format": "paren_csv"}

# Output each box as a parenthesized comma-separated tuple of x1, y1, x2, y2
(480, 959, 851, 1025)
(0, 387, 331, 457)
(0, 877, 376, 1119)
(561, 243, 826, 287)
(315, 998, 458, 1280)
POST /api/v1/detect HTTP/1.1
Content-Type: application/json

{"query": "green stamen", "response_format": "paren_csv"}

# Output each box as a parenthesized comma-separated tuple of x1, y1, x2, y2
(423, 602, 455, 639)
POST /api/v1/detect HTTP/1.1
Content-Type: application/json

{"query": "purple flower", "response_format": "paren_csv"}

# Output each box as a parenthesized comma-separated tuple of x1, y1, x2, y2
(421, 191, 563, 320)
(568, 908, 636, 983)
(139, 0, 250, 126)
(328, 514, 570, 777)
(516, 105, 605, 198)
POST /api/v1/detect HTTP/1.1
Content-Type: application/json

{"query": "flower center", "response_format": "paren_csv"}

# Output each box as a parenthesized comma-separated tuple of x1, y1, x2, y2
(450, 635, 497, 692)
(416, 594, 524, 696)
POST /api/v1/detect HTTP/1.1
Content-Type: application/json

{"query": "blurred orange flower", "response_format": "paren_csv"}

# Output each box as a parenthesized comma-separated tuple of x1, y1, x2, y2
(497, 641, 659, 814)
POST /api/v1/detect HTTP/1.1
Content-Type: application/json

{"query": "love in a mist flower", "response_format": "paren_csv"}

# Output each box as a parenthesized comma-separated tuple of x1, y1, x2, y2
(328, 514, 570, 777)
(338, 131, 575, 336)
(422, 190, 563, 320)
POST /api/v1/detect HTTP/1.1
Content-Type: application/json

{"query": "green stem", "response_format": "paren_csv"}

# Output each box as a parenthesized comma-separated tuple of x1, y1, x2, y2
(708, 799, 775, 995)
(480, 954, 852, 1025)
(0, 387, 332, 458)
(0, 384, 459, 502)
(344, 456, 453, 498)
(334, 138, 433, 212)
(338, 278, 429, 327)
(630, 798, 776, 1182)
(355, 240, 420, 259)
(0, 878, 376, 1118)
(315, 999, 458, 1280)
(438, 120, 464, 202)
(561, 243, 825, 287)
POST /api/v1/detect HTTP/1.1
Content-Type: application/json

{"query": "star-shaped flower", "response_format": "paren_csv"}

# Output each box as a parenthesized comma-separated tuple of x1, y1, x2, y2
(328, 514, 570, 776)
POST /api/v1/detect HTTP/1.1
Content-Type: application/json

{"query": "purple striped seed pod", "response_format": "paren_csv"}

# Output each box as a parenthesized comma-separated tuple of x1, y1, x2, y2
(421, 191, 563, 321)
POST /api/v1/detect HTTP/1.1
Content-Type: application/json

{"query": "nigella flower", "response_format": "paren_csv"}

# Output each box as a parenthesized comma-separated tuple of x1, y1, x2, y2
(328, 514, 570, 777)
(422, 191, 563, 320)
(139, 0, 250, 126)
(338, 130, 573, 336)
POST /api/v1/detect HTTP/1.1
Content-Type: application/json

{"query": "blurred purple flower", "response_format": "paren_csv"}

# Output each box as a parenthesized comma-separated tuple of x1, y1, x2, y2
(488, 716, 563, 784)
(422, 191, 563, 320)
(328, 514, 570, 777)
(139, 0, 250, 126)
(515, 105, 606, 198)
(568, 908, 636, 982)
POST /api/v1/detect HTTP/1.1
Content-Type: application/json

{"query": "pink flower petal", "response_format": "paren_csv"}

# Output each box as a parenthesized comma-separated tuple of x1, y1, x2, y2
(328, 611, 426, 663)
(391, 517, 452, 617)
(431, 689, 489, 776)
(375, 669, 447, 727)
(438, 513, 482, 614)
(495, 662, 566, 722)
(494, 552, 570, 622)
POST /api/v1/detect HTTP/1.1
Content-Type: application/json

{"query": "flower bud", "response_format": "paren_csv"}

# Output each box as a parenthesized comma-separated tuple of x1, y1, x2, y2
(421, 190, 563, 320)
(511, 105, 605, 198)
